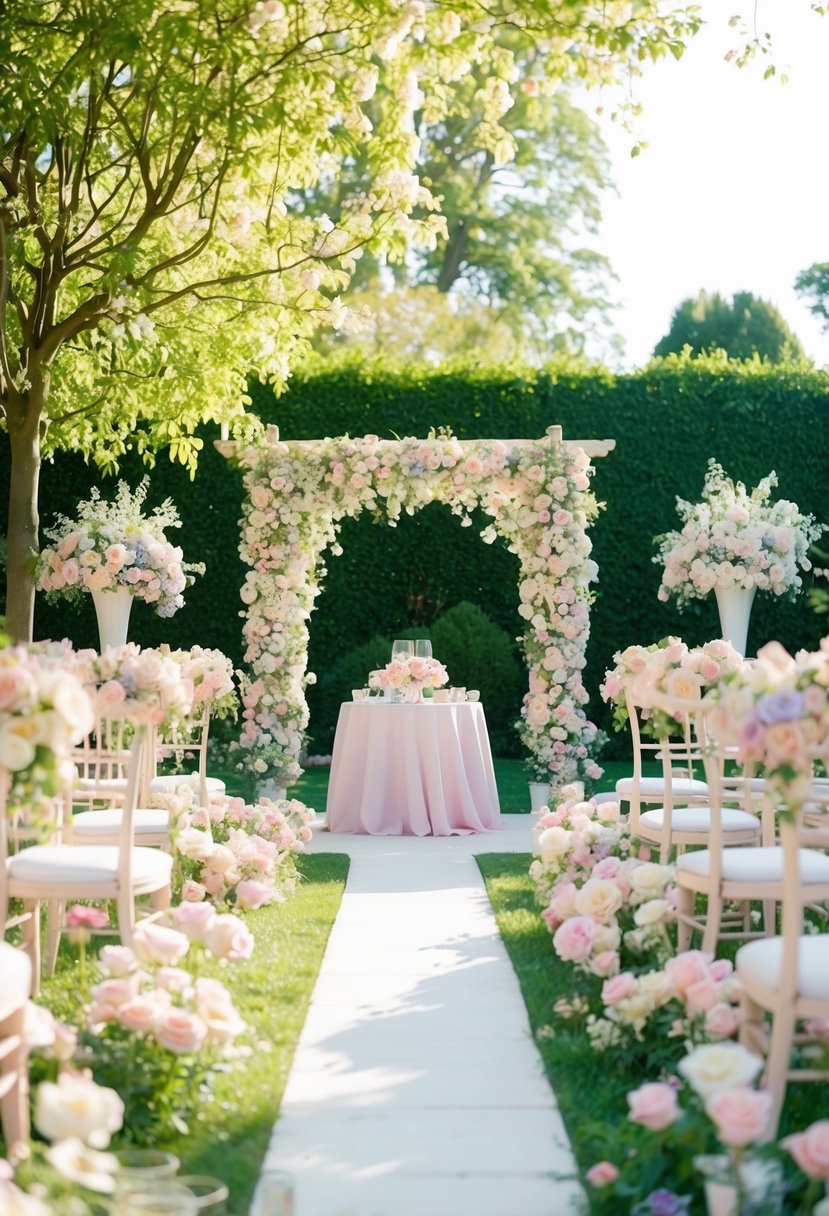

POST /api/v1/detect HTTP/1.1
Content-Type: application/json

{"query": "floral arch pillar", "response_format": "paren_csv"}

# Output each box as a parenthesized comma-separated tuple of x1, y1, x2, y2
(216, 425, 615, 789)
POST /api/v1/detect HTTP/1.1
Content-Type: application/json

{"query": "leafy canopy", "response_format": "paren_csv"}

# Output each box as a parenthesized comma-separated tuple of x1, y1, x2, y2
(653, 290, 806, 363)
(1, 0, 702, 471)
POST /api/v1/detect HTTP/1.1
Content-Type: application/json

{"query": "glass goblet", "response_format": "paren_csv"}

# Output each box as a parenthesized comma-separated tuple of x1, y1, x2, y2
(413, 639, 432, 659)
(391, 639, 414, 661)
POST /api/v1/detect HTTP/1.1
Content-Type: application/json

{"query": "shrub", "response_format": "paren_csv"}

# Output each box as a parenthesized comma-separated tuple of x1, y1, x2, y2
(430, 601, 524, 756)
(307, 634, 392, 751)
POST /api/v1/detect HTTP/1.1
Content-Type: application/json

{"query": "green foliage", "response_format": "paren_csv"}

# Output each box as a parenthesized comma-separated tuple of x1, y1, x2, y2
(429, 602, 523, 755)
(310, 634, 393, 750)
(796, 260, 829, 332)
(653, 290, 806, 362)
(10, 353, 829, 757)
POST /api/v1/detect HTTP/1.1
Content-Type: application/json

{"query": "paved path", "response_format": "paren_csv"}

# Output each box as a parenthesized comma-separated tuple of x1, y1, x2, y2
(255, 815, 583, 1216)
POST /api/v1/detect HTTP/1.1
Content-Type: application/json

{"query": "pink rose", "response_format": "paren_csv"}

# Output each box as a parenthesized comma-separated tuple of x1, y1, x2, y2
(204, 913, 254, 962)
(98, 945, 137, 977)
(666, 951, 712, 1000)
(194, 978, 245, 1044)
(590, 951, 620, 978)
(66, 904, 109, 930)
(782, 1121, 829, 1180)
(706, 1088, 773, 1147)
(133, 923, 190, 968)
(709, 959, 733, 983)
(182, 880, 207, 903)
(171, 901, 217, 941)
(684, 976, 718, 1014)
(154, 967, 192, 995)
(602, 972, 637, 1006)
(95, 680, 126, 712)
(552, 916, 596, 963)
(118, 995, 167, 1034)
(704, 1003, 741, 1040)
(235, 879, 277, 911)
(627, 1082, 680, 1132)
(153, 1009, 208, 1055)
(592, 857, 622, 881)
(90, 977, 139, 1008)
(585, 1161, 619, 1187)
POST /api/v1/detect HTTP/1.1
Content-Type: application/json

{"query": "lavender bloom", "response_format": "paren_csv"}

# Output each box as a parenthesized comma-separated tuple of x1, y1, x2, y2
(755, 689, 804, 726)
(633, 1190, 692, 1216)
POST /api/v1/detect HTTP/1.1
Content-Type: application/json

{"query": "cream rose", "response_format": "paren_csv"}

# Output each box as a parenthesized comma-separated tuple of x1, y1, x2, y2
(678, 1042, 763, 1099)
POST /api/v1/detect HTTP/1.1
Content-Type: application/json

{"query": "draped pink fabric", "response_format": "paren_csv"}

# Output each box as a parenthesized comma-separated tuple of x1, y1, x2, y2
(325, 702, 501, 836)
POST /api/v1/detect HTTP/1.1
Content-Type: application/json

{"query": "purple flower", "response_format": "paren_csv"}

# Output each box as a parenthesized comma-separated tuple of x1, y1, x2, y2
(755, 689, 804, 726)
(633, 1190, 692, 1216)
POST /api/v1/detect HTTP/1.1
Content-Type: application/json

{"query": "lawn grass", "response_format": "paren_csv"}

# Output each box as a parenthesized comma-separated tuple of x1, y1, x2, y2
(477, 853, 829, 1211)
(32, 853, 349, 1215)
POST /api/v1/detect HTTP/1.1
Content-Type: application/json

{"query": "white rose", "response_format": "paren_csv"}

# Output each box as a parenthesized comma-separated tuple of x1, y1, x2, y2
(574, 879, 622, 924)
(0, 726, 36, 771)
(678, 1042, 763, 1099)
(537, 826, 572, 862)
(175, 827, 215, 862)
(629, 862, 672, 902)
(34, 1074, 124, 1148)
(634, 899, 671, 927)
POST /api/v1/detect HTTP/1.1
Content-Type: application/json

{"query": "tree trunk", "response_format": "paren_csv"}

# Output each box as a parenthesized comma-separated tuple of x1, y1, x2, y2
(5, 396, 43, 643)
(437, 218, 469, 293)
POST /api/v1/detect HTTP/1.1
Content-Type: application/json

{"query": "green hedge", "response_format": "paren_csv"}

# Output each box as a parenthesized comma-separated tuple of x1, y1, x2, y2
(4, 353, 829, 758)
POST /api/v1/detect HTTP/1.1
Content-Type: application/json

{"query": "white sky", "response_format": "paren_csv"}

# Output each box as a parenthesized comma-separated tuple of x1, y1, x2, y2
(590, 0, 829, 368)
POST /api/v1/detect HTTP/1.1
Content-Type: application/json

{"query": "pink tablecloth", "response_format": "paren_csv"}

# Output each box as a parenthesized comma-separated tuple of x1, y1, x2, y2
(325, 702, 501, 836)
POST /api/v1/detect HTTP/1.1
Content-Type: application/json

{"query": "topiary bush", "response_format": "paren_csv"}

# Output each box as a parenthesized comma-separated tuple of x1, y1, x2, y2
(430, 601, 524, 756)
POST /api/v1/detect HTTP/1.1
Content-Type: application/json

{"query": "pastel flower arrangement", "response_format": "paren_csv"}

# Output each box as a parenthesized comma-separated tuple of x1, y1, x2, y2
(172, 790, 314, 907)
(707, 639, 829, 813)
(158, 645, 238, 720)
(654, 460, 823, 609)
(36, 478, 205, 618)
(71, 642, 194, 728)
(591, 949, 741, 1051)
(0, 646, 94, 817)
(232, 428, 602, 787)
(530, 788, 677, 981)
(600, 636, 744, 735)
(588, 1041, 829, 1216)
(376, 653, 448, 700)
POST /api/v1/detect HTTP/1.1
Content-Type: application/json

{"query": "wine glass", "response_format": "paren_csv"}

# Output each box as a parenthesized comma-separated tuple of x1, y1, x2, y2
(413, 639, 432, 659)
(391, 639, 414, 661)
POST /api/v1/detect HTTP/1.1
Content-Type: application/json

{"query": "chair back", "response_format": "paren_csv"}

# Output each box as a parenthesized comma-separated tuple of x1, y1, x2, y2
(624, 690, 706, 833)
(147, 702, 212, 807)
(116, 727, 147, 893)
(72, 711, 133, 807)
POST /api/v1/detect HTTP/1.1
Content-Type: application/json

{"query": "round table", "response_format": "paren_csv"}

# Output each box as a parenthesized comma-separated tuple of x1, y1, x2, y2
(325, 701, 501, 836)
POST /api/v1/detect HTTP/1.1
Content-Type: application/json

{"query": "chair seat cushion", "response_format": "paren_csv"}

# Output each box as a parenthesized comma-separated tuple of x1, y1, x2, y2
(7, 845, 172, 887)
(677, 846, 829, 884)
(0, 944, 31, 1018)
(639, 806, 759, 833)
(737, 935, 829, 1000)
(76, 777, 127, 793)
(72, 809, 170, 837)
(616, 776, 709, 799)
(149, 774, 226, 797)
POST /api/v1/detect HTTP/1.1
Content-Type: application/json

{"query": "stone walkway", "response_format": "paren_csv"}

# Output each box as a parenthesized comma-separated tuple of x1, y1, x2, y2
(254, 815, 583, 1216)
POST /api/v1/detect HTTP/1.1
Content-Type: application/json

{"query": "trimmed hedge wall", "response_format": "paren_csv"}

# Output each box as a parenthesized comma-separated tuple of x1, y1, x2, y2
(4, 354, 829, 758)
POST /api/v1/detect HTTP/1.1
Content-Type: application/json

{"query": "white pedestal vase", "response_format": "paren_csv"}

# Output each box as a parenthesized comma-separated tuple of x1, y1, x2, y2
(714, 585, 756, 657)
(91, 586, 134, 652)
(528, 781, 551, 812)
(258, 779, 287, 802)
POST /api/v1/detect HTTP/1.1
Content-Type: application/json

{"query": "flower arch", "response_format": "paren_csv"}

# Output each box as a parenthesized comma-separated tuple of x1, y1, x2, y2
(218, 425, 615, 789)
